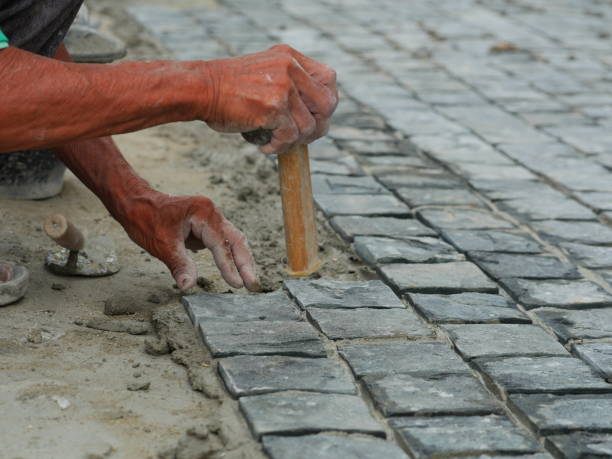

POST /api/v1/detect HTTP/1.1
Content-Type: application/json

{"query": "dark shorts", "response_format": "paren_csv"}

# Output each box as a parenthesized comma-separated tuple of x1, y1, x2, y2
(0, 0, 84, 57)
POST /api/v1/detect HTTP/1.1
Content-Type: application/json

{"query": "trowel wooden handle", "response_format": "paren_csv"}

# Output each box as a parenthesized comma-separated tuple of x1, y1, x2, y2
(44, 214, 85, 252)
(278, 144, 321, 276)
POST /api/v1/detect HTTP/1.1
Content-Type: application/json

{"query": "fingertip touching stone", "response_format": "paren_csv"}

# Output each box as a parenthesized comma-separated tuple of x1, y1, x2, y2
(417, 208, 514, 230)
(239, 393, 384, 439)
(307, 307, 433, 340)
(573, 342, 612, 380)
(444, 324, 568, 360)
(339, 342, 470, 378)
(407, 292, 529, 324)
(389, 415, 540, 458)
(509, 393, 612, 435)
(284, 279, 404, 309)
(181, 291, 298, 325)
(262, 434, 409, 459)
(534, 308, 612, 342)
(354, 236, 464, 265)
(474, 356, 612, 395)
(380, 262, 498, 294)
(314, 194, 410, 217)
(546, 432, 612, 459)
(468, 252, 580, 280)
(330, 216, 436, 242)
(442, 230, 543, 254)
(363, 373, 501, 416)
(199, 320, 325, 358)
(218, 355, 356, 398)
(498, 278, 612, 309)
(396, 187, 485, 207)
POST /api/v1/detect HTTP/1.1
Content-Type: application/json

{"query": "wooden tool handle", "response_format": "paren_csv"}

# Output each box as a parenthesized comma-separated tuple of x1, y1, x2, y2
(44, 214, 85, 252)
(278, 144, 321, 276)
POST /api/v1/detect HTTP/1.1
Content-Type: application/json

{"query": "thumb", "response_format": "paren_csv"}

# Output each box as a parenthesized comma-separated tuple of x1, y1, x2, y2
(165, 243, 198, 291)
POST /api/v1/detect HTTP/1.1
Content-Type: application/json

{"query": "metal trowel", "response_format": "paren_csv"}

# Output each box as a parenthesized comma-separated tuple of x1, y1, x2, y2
(43, 214, 120, 277)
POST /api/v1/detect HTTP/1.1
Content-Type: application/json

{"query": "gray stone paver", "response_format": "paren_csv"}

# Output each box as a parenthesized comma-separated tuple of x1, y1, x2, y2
(444, 324, 568, 360)
(218, 355, 357, 397)
(546, 432, 612, 459)
(499, 278, 612, 310)
(240, 392, 384, 439)
(535, 308, 612, 342)
(263, 435, 409, 459)
(573, 342, 612, 380)
(407, 292, 529, 324)
(509, 393, 612, 435)
(330, 216, 436, 242)
(130, 1, 612, 455)
(364, 373, 501, 416)
(475, 356, 612, 394)
(284, 279, 404, 309)
(307, 307, 432, 340)
(354, 235, 463, 265)
(380, 262, 498, 294)
(469, 252, 580, 280)
(339, 342, 470, 378)
(390, 416, 540, 458)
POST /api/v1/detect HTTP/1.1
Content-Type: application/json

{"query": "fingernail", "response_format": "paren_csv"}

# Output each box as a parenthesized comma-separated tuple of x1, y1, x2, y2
(178, 275, 192, 290)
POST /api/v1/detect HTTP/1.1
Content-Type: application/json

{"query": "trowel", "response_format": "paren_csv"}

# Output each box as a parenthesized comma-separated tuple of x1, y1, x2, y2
(43, 214, 120, 277)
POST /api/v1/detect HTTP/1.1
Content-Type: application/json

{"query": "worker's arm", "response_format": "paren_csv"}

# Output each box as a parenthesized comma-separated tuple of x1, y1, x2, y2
(0, 44, 337, 155)
(50, 45, 258, 291)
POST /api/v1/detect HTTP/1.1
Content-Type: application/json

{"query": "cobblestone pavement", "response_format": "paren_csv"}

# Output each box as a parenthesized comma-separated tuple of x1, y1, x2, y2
(130, 1, 612, 457)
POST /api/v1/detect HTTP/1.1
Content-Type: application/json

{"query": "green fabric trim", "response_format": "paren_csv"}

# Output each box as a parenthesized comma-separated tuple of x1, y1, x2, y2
(0, 28, 8, 49)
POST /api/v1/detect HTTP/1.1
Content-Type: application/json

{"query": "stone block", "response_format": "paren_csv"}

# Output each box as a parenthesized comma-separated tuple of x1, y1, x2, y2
(407, 292, 529, 324)
(573, 342, 612, 380)
(469, 252, 580, 280)
(218, 355, 356, 398)
(390, 415, 540, 458)
(199, 320, 325, 358)
(546, 432, 612, 459)
(444, 324, 568, 360)
(509, 393, 612, 435)
(475, 356, 612, 394)
(339, 342, 470, 378)
(497, 194, 595, 221)
(311, 174, 388, 195)
(314, 194, 410, 217)
(181, 291, 298, 325)
(262, 434, 409, 459)
(239, 393, 384, 438)
(307, 307, 432, 340)
(376, 172, 461, 189)
(354, 236, 463, 265)
(533, 221, 612, 244)
(364, 373, 500, 416)
(561, 242, 612, 269)
(417, 208, 514, 230)
(499, 278, 612, 309)
(442, 230, 542, 254)
(396, 188, 484, 207)
(330, 216, 436, 242)
(380, 262, 498, 294)
(284, 279, 404, 309)
(534, 308, 612, 342)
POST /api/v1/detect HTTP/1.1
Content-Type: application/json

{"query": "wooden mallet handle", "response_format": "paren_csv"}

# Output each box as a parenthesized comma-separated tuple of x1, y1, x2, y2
(278, 144, 321, 276)
(44, 214, 85, 252)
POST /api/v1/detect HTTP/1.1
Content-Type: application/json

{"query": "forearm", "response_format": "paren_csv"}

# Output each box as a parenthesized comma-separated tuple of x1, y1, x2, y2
(0, 47, 208, 152)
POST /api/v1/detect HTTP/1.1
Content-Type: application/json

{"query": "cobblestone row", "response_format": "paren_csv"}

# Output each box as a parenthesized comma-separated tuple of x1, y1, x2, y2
(130, 1, 612, 458)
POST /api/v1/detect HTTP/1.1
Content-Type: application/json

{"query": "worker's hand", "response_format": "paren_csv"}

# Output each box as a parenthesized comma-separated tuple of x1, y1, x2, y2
(122, 192, 259, 292)
(202, 44, 338, 155)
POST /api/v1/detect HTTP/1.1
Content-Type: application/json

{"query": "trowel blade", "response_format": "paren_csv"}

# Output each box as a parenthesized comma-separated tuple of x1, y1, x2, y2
(44, 236, 120, 277)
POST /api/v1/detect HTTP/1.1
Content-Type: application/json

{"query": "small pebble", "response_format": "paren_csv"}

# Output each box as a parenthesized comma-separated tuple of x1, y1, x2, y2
(133, 372, 142, 378)
(147, 294, 161, 304)
(51, 283, 66, 291)
(127, 381, 150, 391)
(132, 362, 141, 368)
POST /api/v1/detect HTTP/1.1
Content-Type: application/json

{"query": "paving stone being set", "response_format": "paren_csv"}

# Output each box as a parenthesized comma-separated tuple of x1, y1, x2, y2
(135, 1, 612, 457)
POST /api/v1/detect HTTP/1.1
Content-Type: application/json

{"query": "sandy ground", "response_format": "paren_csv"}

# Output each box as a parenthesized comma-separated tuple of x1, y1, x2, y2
(0, 3, 369, 458)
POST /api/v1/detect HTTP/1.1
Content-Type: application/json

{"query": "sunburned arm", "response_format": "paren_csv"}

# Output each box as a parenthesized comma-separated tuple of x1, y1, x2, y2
(0, 46, 207, 152)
